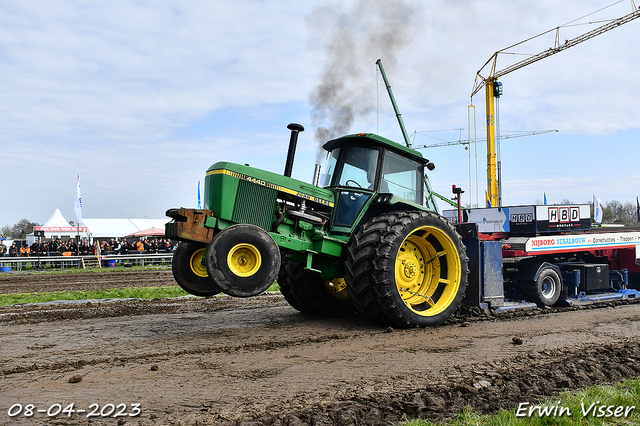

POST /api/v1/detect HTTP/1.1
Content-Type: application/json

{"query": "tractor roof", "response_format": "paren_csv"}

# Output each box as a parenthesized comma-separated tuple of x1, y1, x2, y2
(323, 133, 429, 165)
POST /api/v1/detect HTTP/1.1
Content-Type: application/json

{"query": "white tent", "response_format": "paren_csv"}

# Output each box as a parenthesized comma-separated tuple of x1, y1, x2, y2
(28, 210, 170, 242)
(42, 208, 73, 228)
(32, 209, 88, 241)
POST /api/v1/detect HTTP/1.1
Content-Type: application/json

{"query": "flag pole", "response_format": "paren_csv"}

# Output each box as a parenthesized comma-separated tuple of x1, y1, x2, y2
(74, 175, 83, 256)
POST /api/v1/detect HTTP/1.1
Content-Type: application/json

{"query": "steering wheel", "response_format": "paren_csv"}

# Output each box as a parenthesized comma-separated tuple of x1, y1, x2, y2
(343, 180, 364, 201)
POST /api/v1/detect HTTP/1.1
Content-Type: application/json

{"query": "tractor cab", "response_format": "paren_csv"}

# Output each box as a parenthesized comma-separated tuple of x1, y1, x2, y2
(321, 133, 434, 230)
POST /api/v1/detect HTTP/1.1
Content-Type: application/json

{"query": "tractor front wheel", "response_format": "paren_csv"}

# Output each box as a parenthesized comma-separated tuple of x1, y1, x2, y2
(206, 224, 281, 297)
(346, 211, 469, 328)
(172, 242, 221, 297)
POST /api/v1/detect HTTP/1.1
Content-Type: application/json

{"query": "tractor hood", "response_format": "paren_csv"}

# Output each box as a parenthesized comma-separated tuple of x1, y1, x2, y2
(206, 161, 335, 208)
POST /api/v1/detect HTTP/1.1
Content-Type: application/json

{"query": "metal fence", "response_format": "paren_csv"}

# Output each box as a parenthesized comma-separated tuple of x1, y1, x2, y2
(0, 253, 174, 272)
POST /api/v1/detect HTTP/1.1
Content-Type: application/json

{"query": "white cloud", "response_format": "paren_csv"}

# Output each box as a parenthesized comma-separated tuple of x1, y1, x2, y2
(1, 0, 639, 226)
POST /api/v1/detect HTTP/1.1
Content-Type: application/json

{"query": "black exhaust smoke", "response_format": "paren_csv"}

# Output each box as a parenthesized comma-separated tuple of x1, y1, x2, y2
(284, 123, 304, 178)
(307, 0, 419, 161)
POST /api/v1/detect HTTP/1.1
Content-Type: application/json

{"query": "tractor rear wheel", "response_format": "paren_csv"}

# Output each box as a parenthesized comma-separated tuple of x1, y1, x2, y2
(279, 261, 355, 316)
(346, 211, 469, 328)
(206, 224, 281, 297)
(172, 242, 221, 297)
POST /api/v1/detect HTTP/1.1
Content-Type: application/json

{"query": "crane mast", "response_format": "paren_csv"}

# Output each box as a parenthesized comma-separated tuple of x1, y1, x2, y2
(472, 5, 640, 207)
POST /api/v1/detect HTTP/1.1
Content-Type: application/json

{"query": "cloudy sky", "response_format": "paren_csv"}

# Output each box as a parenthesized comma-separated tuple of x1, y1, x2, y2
(2, 0, 639, 228)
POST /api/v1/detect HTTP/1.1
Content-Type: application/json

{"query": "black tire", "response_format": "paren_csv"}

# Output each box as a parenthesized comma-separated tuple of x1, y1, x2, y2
(524, 265, 562, 307)
(172, 242, 221, 297)
(346, 211, 469, 328)
(206, 224, 281, 297)
(279, 261, 355, 317)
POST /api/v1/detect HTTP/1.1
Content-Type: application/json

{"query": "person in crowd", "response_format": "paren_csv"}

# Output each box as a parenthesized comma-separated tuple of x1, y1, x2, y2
(0, 242, 6, 257)
(47, 239, 58, 254)
(30, 241, 42, 255)
(19, 244, 30, 257)
(9, 243, 18, 257)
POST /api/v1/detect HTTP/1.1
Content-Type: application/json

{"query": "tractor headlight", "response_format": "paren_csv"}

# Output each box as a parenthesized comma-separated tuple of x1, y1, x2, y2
(375, 194, 392, 204)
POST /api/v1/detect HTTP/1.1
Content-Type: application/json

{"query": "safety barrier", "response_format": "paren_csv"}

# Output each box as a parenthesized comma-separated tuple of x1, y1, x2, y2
(0, 253, 174, 272)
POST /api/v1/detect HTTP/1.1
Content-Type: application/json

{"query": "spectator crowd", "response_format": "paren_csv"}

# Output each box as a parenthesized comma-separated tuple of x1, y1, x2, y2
(0, 237, 176, 257)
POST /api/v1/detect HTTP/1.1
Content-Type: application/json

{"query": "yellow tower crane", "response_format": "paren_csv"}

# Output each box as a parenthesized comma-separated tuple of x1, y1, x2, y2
(471, 2, 640, 208)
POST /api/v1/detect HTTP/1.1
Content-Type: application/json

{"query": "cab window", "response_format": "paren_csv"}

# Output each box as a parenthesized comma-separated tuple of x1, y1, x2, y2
(381, 151, 422, 204)
(321, 148, 340, 188)
(334, 146, 380, 189)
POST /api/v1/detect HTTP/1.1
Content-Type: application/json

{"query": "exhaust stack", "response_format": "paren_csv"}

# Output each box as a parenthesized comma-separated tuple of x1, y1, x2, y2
(284, 123, 304, 177)
(312, 164, 321, 186)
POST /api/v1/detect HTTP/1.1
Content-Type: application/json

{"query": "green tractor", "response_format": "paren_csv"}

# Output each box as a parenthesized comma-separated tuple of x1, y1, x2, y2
(166, 125, 469, 327)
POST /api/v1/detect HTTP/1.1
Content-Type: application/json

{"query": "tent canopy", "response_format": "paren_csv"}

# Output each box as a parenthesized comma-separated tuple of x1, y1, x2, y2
(34, 209, 87, 235)
(42, 209, 72, 228)
(83, 218, 169, 238)
(126, 227, 165, 237)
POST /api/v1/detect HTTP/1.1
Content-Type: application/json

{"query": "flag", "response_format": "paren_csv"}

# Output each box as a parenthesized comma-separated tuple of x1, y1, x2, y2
(197, 181, 201, 209)
(593, 195, 603, 224)
(74, 175, 83, 225)
(543, 192, 547, 205)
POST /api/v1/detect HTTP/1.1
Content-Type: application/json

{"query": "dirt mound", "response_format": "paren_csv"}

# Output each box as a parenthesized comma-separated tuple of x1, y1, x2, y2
(259, 342, 640, 426)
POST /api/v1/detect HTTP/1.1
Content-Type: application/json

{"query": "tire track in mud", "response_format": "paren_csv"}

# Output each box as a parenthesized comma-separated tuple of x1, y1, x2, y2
(0, 331, 359, 377)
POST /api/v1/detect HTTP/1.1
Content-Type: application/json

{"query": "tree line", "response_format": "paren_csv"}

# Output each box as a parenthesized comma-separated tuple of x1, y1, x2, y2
(1, 219, 41, 240)
(597, 199, 639, 226)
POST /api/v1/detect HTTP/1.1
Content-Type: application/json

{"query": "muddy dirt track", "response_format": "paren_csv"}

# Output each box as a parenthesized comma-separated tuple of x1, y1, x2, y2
(0, 270, 639, 426)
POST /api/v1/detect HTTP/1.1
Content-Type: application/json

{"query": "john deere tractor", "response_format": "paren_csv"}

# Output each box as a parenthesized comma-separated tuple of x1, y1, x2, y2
(165, 124, 469, 327)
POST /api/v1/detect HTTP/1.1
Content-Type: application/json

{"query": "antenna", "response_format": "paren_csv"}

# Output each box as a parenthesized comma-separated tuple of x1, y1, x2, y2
(375, 59, 412, 148)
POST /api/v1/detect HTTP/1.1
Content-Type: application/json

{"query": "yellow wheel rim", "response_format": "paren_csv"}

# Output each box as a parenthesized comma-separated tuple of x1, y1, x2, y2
(189, 248, 208, 278)
(323, 278, 349, 299)
(395, 225, 461, 317)
(227, 243, 262, 277)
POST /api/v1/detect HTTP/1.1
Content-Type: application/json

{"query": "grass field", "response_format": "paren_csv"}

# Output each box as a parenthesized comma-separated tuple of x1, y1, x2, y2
(0, 281, 281, 307)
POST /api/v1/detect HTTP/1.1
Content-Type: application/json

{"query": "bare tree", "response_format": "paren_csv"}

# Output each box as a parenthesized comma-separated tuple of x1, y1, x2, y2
(8, 219, 40, 239)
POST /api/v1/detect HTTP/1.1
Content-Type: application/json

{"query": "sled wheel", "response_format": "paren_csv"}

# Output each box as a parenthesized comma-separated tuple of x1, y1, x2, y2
(206, 224, 281, 297)
(346, 211, 469, 328)
(279, 261, 355, 316)
(172, 242, 221, 297)
(525, 265, 562, 307)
